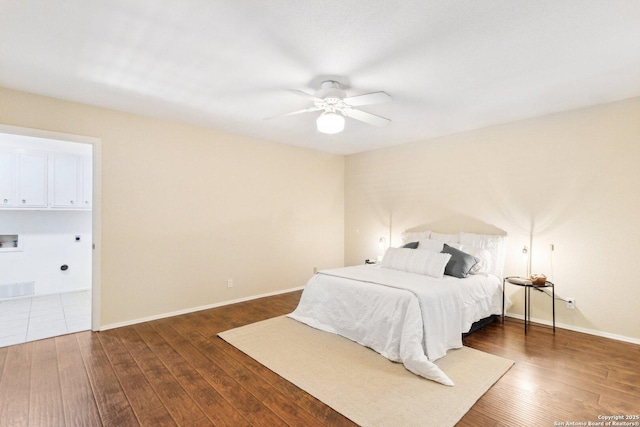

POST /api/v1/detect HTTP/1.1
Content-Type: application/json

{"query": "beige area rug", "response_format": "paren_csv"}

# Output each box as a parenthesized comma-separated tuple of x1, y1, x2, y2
(219, 316, 514, 427)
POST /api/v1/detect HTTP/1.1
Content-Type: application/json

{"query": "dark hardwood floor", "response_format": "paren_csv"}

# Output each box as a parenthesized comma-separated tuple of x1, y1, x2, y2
(1, 290, 638, 426)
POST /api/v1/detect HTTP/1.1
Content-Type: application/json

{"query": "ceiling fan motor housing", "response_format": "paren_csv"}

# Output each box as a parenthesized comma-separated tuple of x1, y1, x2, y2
(315, 81, 346, 101)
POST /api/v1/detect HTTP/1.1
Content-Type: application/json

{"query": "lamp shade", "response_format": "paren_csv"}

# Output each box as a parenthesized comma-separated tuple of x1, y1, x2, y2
(316, 112, 345, 134)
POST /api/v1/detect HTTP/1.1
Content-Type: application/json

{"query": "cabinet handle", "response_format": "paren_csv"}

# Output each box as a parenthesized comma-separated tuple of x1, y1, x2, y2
(22, 199, 26, 204)
(3, 199, 7, 204)
(70, 200, 75, 204)
(85, 201, 89, 204)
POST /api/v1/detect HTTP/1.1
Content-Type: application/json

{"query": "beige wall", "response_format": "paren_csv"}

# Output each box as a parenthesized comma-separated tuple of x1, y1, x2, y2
(0, 87, 345, 327)
(345, 97, 640, 341)
(3, 84, 638, 341)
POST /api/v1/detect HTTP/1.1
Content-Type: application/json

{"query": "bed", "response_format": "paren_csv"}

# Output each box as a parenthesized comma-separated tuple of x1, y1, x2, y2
(288, 230, 512, 386)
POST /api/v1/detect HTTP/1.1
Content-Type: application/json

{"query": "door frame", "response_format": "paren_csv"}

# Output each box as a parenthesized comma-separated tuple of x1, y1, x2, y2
(0, 124, 102, 331)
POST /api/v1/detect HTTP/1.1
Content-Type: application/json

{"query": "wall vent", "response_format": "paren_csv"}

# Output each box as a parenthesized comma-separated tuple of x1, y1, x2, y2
(0, 281, 35, 298)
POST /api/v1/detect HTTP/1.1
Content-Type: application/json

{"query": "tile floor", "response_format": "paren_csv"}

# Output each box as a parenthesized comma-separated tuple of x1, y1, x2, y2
(0, 290, 92, 348)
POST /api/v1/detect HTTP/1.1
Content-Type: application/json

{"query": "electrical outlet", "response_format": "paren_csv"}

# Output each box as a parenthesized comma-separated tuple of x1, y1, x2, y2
(227, 279, 233, 288)
(566, 298, 575, 309)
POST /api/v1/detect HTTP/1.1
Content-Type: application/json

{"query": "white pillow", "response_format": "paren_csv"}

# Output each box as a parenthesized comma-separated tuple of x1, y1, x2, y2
(430, 232, 460, 244)
(381, 247, 451, 278)
(401, 230, 431, 245)
(417, 238, 463, 253)
(464, 247, 493, 274)
(459, 232, 506, 277)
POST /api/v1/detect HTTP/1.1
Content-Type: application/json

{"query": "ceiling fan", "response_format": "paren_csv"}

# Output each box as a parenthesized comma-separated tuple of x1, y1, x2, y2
(268, 80, 392, 134)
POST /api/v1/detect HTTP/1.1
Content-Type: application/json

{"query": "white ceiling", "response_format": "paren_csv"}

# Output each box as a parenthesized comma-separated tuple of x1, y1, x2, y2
(1, 1, 640, 154)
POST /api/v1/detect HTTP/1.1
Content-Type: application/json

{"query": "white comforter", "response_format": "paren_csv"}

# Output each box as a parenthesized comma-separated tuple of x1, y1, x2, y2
(288, 265, 510, 386)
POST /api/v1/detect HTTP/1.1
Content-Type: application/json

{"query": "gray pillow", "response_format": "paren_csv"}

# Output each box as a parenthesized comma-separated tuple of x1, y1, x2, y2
(441, 244, 480, 278)
(402, 241, 419, 249)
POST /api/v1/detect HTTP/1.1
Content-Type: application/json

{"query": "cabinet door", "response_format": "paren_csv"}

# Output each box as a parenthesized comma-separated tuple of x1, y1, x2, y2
(81, 156, 92, 208)
(52, 155, 79, 207)
(17, 153, 48, 207)
(0, 151, 16, 207)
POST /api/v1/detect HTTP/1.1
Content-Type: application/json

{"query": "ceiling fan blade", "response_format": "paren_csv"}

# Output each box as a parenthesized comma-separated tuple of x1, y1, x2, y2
(286, 89, 324, 103)
(264, 106, 322, 120)
(342, 108, 391, 127)
(343, 91, 391, 107)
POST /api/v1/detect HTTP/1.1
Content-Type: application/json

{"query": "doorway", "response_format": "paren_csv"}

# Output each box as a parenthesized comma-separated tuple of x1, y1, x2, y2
(0, 125, 100, 347)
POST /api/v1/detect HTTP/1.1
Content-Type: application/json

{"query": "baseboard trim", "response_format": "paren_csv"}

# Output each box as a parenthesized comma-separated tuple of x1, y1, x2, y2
(100, 286, 305, 331)
(505, 313, 640, 346)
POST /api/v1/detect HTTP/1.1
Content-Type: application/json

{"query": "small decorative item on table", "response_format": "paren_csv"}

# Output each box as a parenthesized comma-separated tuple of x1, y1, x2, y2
(530, 274, 547, 286)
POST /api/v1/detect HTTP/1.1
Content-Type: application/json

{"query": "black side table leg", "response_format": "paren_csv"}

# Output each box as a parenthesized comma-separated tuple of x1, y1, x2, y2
(502, 279, 505, 323)
(528, 286, 532, 333)
(524, 286, 528, 334)
(552, 284, 556, 333)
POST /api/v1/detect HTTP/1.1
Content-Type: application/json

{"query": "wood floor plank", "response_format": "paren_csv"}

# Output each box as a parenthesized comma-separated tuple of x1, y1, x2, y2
(598, 393, 640, 414)
(185, 417, 217, 427)
(97, 329, 164, 417)
(55, 334, 102, 427)
(0, 344, 31, 426)
(147, 322, 253, 427)
(76, 331, 140, 427)
(148, 319, 286, 427)
(607, 365, 640, 390)
(28, 339, 65, 427)
(136, 406, 177, 427)
(114, 325, 206, 426)
(118, 324, 211, 425)
(132, 321, 251, 427)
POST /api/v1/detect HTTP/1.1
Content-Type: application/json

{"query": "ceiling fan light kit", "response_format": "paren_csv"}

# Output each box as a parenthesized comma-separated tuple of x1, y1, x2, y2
(269, 80, 392, 135)
(316, 112, 345, 134)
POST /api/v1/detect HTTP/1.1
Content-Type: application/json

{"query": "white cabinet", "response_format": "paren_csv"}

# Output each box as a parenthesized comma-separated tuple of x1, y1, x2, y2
(17, 153, 48, 207)
(51, 155, 92, 209)
(52, 155, 80, 207)
(0, 150, 16, 206)
(0, 148, 92, 210)
(0, 151, 48, 208)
